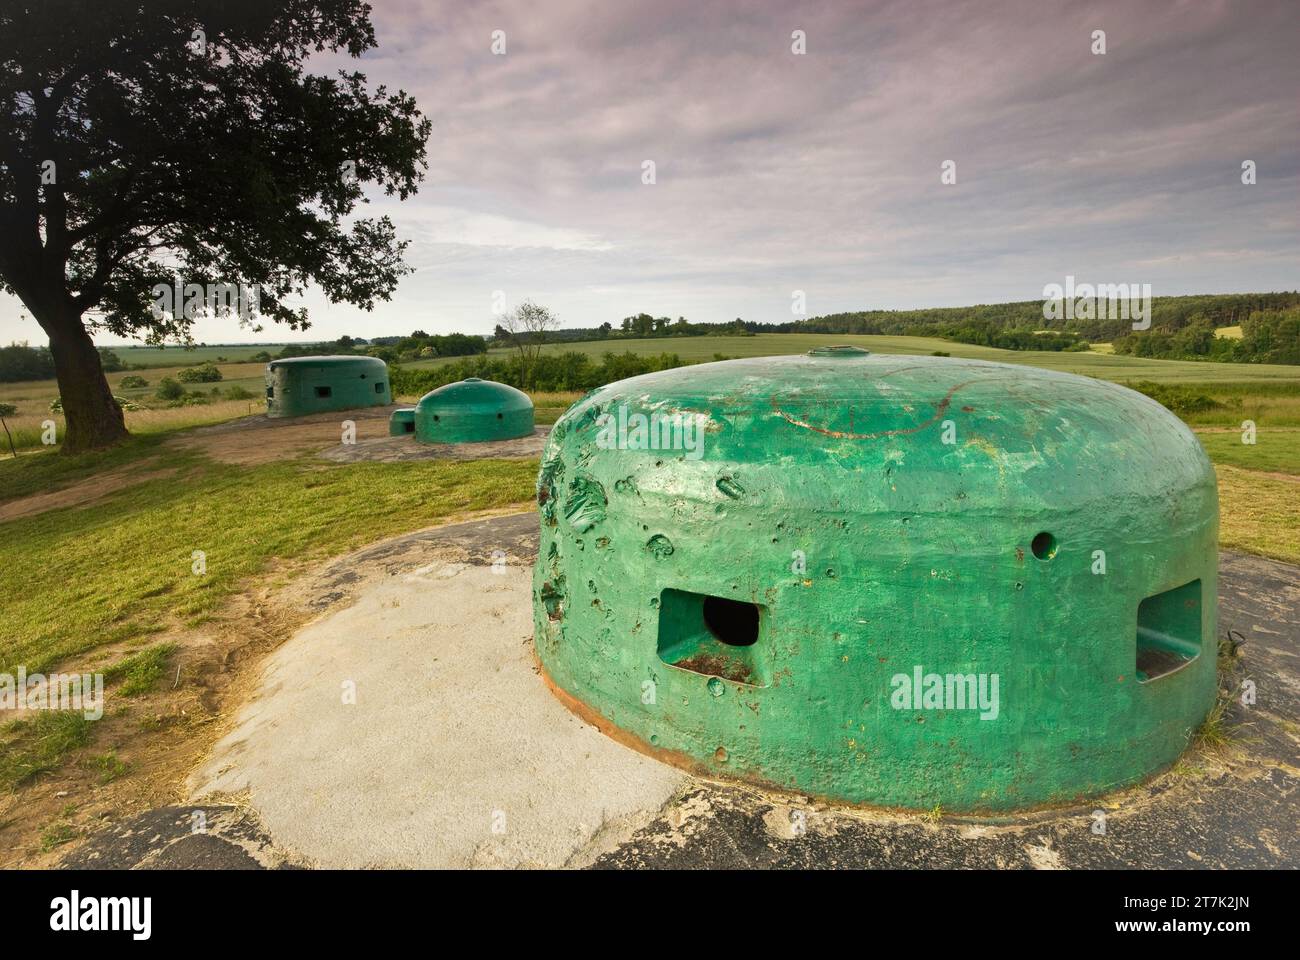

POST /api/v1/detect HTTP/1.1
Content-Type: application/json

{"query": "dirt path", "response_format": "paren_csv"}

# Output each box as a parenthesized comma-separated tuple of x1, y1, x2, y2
(0, 465, 178, 523)
(0, 406, 400, 521)
(169, 405, 398, 465)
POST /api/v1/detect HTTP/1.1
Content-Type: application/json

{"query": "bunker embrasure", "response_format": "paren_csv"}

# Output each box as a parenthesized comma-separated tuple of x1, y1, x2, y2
(414, 377, 534, 443)
(265, 355, 391, 418)
(533, 349, 1219, 811)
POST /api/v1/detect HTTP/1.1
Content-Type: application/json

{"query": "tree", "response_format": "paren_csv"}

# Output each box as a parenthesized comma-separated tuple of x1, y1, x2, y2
(0, 342, 56, 382)
(501, 300, 559, 368)
(0, 1, 430, 451)
(0, 401, 17, 457)
(97, 347, 126, 372)
(177, 362, 222, 383)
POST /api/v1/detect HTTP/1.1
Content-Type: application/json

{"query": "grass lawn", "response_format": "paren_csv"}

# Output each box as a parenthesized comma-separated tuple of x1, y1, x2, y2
(1215, 465, 1300, 563)
(0, 448, 537, 676)
(1194, 427, 1300, 474)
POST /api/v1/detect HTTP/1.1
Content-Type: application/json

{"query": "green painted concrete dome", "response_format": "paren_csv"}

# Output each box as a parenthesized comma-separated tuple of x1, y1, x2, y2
(414, 377, 534, 444)
(265, 355, 391, 418)
(533, 351, 1219, 812)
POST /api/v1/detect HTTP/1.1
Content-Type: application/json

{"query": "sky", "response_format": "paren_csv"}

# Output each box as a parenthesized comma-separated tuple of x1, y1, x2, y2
(3, 0, 1297, 345)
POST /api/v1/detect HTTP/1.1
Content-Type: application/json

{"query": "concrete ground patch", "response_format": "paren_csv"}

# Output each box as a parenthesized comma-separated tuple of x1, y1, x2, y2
(190, 513, 686, 868)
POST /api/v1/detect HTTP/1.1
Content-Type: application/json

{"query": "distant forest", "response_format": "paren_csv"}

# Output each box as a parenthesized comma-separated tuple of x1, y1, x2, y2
(547, 292, 1300, 365)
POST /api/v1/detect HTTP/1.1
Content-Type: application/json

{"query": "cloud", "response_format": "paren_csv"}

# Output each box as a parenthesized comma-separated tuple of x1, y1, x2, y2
(396, 206, 614, 255)
(2, 0, 1296, 343)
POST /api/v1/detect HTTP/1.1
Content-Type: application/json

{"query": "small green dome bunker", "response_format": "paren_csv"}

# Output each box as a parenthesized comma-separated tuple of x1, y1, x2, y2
(265, 355, 391, 418)
(389, 408, 416, 436)
(533, 350, 1219, 812)
(414, 378, 534, 444)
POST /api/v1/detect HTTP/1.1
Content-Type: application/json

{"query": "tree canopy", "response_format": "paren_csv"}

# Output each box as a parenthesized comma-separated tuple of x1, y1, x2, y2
(0, 0, 430, 449)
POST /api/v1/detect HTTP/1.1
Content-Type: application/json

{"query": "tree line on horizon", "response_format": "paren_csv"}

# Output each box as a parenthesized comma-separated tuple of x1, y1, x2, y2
(504, 291, 1300, 364)
(5, 291, 1300, 385)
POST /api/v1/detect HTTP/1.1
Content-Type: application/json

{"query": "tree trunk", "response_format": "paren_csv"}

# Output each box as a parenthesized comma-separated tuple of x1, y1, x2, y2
(39, 304, 128, 453)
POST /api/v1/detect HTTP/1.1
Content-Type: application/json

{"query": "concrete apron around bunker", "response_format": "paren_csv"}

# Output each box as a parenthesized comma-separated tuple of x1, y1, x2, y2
(189, 512, 686, 869)
(178, 513, 1297, 870)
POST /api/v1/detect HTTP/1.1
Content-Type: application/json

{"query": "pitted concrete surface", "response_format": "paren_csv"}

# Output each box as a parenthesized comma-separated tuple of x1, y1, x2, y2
(318, 425, 549, 463)
(66, 513, 1298, 869)
(189, 513, 687, 868)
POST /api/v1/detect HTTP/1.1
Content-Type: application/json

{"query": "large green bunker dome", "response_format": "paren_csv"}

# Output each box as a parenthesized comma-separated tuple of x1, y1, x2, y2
(414, 377, 534, 443)
(265, 356, 391, 418)
(533, 349, 1219, 812)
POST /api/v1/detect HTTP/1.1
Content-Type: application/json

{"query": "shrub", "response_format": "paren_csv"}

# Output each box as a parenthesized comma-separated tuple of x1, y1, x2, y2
(177, 362, 223, 383)
(1127, 381, 1220, 416)
(0, 342, 56, 382)
(119, 374, 149, 389)
(155, 377, 185, 400)
(48, 395, 139, 413)
(390, 350, 713, 397)
(224, 385, 257, 400)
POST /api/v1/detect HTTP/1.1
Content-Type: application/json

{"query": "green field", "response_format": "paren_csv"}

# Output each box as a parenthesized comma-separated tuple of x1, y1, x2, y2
(104, 344, 282, 367)
(1194, 428, 1300, 474)
(403, 333, 1300, 384)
